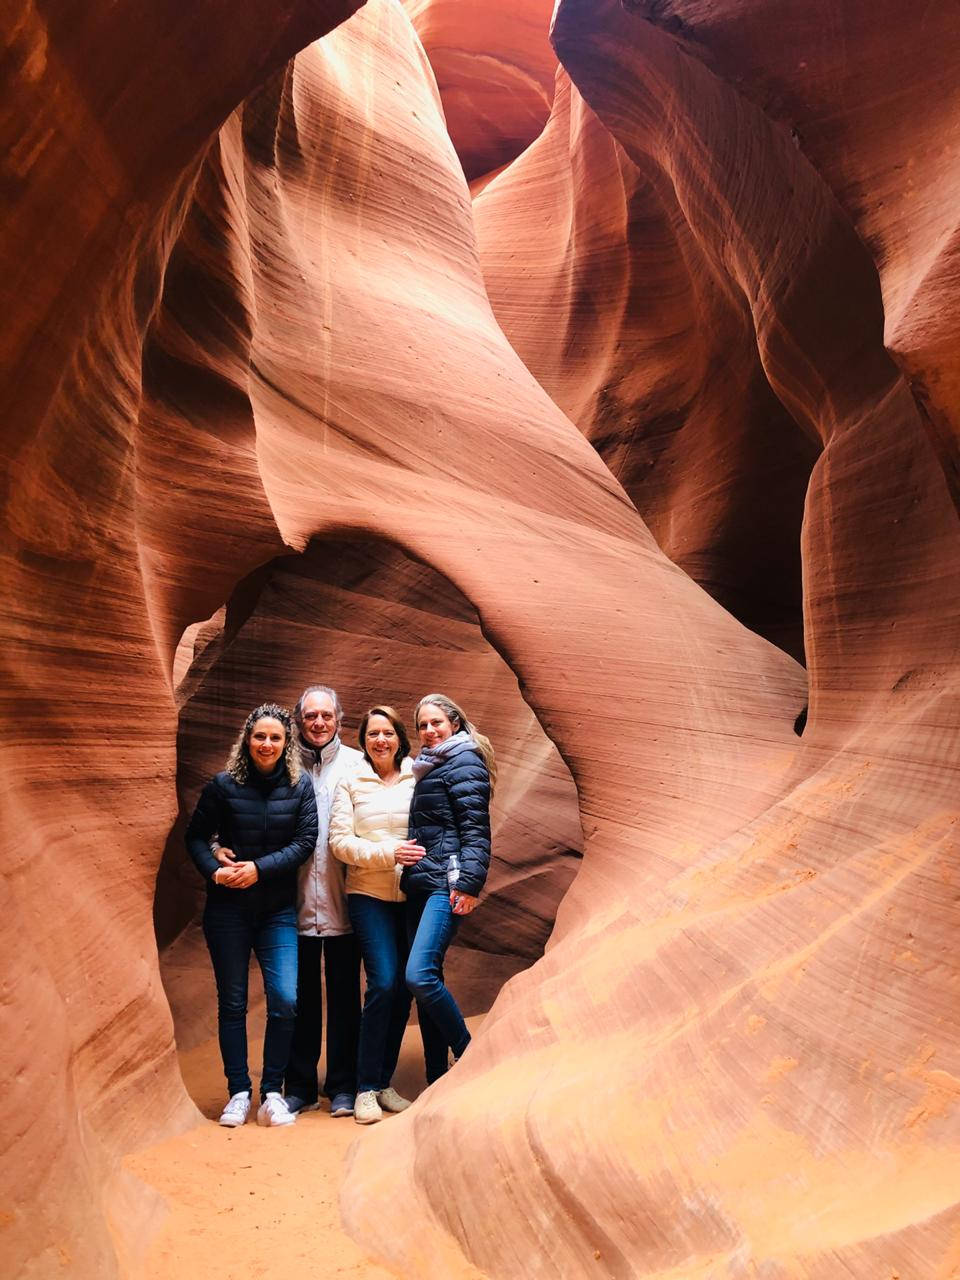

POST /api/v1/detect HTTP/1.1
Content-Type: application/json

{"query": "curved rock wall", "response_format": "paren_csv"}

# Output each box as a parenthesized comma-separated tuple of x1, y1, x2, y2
(3, 0, 959, 1277)
(157, 537, 583, 982)
(1, 2, 364, 1274)
(403, 0, 557, 183)
(473, 70, 818, 659)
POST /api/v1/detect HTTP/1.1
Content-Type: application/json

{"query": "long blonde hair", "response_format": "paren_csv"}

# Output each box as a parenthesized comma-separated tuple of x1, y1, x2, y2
(226, 703, 302, 785)
(414, 693, 497, 792)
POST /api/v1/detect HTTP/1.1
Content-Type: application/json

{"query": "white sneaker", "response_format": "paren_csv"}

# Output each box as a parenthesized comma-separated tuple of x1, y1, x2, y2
(354, 1090, 383, 1124)
(257, 1092, 296, 1126)
(377, 1087, 411, 1113)
(219, 1091, 251, 1127)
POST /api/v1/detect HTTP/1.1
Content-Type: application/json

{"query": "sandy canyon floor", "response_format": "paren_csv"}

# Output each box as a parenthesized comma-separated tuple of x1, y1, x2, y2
(126, 1013, 485, 1280)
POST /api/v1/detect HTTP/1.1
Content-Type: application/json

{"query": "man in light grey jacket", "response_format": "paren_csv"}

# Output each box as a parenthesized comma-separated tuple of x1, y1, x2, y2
(283, 685, 363, 1116)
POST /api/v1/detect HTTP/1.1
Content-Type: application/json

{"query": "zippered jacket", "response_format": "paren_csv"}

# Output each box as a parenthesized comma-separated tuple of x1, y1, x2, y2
(186, 765, 318, 914)
(403, 748, 491, 898)
(297, 736, 364, 936)
(329, 757, 415, 902)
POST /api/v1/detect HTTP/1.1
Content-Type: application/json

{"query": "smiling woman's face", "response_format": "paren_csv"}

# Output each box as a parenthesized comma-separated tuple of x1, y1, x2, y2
(416, 703, 456, 748)
(247, 716, 287, 772)
(365, 713, 400, 772)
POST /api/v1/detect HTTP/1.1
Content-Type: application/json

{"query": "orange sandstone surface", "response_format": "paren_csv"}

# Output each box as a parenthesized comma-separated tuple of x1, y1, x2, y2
(403, 0, 557, 185)
(2, 1, 959, 1278)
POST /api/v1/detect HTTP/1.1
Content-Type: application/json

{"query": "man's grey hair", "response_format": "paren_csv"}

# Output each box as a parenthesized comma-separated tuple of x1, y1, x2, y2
(294, 684, 343, 725)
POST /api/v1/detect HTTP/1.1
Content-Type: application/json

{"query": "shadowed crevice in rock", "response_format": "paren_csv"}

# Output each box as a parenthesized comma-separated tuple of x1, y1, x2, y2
(474, 68, 819, 664)
(405, 0, 560, 184)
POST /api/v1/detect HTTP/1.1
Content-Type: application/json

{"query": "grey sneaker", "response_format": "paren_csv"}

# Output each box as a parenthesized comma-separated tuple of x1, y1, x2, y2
(329, 1092, 355, 1117)
(219, 1091, 251, 1127)
(377, 1087, 411, 1113)
(284, 1096, 320, 1115)
(353, 1090, 382, 1125)
(257, 1092, 296, 1126)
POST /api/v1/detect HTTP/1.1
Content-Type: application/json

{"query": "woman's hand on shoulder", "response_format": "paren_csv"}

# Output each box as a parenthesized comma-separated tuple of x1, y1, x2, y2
(393, 839, 427, 867)
(450, 891, 479, 915)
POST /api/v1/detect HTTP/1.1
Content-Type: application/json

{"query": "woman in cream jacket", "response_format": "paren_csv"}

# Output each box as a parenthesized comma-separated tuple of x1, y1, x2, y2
(329, 705, 426, 1124)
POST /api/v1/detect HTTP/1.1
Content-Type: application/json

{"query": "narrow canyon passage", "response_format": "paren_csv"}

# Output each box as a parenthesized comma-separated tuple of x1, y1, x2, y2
(4, 0, 960, 1277)
(137, 536, 582, 1278)
(156, 535, 584, 1102)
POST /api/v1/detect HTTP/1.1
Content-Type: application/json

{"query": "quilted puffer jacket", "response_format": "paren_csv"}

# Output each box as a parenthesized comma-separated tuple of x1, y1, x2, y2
(402, 748, 491, 898)
(185, 762, 318, 914)
(329, 756, 415, 902)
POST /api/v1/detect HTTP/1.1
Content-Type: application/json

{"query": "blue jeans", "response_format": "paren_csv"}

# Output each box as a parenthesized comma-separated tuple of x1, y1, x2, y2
(347, 894, 412, 1094)
(202, 901, 298, 1099)
(284, 933, 362, 1103)
(406, 891, 469, 1082)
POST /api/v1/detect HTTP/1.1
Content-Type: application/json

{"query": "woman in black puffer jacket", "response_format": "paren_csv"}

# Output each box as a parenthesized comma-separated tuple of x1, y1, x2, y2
(403, 692, 495, 1084)
(186, 703, 318, 1129)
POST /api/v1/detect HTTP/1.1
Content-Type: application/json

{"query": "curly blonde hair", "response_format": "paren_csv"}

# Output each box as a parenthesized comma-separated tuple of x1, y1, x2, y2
(226, 703, 301, 785)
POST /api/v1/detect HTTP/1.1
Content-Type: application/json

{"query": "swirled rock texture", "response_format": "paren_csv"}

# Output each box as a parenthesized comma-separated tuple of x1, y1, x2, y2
(472, 71, 818, 660)
(2, 0, 959, 1278)
(156, 537, 583, 993)
(346, 2, 960, 1277)
(403, 0, 557, 183)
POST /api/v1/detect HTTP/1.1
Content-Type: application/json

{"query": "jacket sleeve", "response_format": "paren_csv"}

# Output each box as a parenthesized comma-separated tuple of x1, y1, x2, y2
(329, 779, 401, 869)
(444, 758, 492, 896)
(185, 778, 224, 884)
(254, 777, 319, 881)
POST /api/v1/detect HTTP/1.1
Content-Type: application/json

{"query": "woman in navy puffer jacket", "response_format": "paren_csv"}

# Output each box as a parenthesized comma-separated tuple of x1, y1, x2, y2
(404, 692, 494, 1084)
(186, 702, 318, 1129)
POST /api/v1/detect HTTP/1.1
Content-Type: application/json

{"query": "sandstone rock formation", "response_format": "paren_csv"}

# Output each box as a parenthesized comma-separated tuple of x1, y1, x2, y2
(157, 538, 583, 985)
(473, 71, 818, 661)
(403, 0, 557, 184)
(3, 0, 959, 1278)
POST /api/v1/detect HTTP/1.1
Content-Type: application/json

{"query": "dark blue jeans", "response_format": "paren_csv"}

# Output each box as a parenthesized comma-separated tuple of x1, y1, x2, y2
(202, 900, 298, 1099)
(347, 894, 412, 1094)
(406, 891, 469, 1083)
(284, 932, 362, 1103)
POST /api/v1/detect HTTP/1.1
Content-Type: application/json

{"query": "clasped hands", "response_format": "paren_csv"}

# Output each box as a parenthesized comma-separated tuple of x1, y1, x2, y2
(212, 846, 259, 888)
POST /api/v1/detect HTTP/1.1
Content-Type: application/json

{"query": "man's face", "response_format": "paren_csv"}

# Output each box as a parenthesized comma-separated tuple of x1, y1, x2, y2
(299, 691, 339, 748)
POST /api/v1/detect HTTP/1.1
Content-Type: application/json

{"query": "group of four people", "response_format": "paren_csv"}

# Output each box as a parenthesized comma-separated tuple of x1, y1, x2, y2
(185, 686, 494, 1128)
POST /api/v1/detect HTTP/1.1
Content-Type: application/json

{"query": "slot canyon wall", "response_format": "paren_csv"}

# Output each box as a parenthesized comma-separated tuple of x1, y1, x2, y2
(2, 3, 959, 1279)
(156, 538, 584, 1046)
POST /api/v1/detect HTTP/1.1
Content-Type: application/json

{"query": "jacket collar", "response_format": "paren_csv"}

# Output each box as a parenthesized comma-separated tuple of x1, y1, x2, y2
(411, 730, 475, 780)
(354, 755, 414, 784)
(299, 733, 342, 770)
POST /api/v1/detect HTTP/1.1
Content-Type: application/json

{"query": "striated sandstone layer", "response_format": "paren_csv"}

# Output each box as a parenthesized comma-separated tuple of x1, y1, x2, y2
(403, 0, 557, 184)
(2, 0, 959, 1278)
(620, 0, 960, 510)
(346, 2, 960, 1277)
(156, 537, 583, 995)
(2, 2, 365, 1275)
(473, 70, 818, 660)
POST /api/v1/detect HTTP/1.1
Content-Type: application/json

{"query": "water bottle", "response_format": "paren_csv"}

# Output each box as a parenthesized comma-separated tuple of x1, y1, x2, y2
(447, 852, 460, 891)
